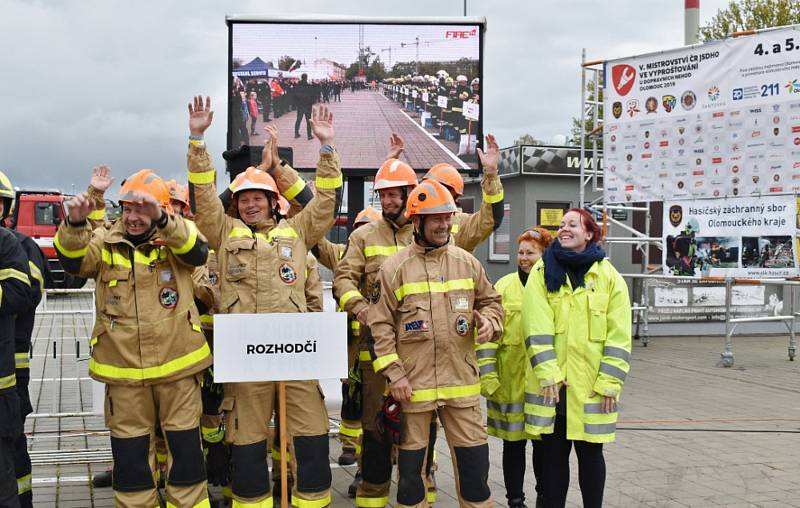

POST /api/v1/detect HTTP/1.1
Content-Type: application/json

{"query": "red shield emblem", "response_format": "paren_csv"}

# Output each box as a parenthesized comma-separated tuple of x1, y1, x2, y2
(611, 64, 636, 97)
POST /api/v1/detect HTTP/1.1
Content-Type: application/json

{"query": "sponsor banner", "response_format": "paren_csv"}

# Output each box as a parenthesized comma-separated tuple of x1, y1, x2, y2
(214, 312, 347, 382)
(663, 194, 798, 278)
(604, 24, 800, 203)
(643, 278, 784, 322)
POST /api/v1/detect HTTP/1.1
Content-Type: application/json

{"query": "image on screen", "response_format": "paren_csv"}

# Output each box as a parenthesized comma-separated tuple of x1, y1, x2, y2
(228, 20, 483, 171)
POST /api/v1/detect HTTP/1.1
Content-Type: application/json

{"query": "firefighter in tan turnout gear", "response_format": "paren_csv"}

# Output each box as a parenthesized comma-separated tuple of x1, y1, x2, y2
(333, 157, 418, 507)
(313, 206, 380, 497)
(369, 179, 504, 508)
(186, 96, 341, 508)
(55, 167, 212, 508)
(392, 133, 504, 253)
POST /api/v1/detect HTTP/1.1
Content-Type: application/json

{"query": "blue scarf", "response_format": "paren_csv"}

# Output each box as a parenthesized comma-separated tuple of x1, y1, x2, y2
(543, 240, 606, 293)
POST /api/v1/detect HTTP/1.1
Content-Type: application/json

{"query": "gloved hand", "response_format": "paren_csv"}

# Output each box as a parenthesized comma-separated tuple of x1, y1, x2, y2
(205, 440, 230, 486)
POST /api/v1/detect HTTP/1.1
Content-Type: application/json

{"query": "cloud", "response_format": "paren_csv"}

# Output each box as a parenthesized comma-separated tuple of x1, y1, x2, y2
(0, 0, 731, 191)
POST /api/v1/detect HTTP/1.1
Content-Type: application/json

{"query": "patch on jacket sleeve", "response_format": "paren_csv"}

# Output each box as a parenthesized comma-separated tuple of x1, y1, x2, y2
(278, 263, 297, 284)
(159, 287, 179, 309)
(404, 320, 429, 332)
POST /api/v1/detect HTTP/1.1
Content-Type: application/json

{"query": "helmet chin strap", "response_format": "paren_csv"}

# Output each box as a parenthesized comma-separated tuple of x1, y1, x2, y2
(381, 186, 410, 223)
(413, 216, 449, 249)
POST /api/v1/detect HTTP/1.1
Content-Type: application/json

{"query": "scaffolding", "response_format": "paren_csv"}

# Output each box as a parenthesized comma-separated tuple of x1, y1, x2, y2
(579, 50, 660, 348)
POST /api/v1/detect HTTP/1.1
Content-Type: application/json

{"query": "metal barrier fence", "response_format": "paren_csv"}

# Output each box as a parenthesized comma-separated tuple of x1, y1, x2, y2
(621, 273, 798, 367)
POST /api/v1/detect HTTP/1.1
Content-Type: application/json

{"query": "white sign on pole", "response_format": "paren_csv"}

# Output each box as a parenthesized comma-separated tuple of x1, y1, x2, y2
(437, 95, 448, 108)
(462, 101, 479, 121)
(603, 24, 800, 203)
(92, 380, 104, 415)
(422, 92, 429, 102)
(214, 313, 348, 382)
(662, 194, 798, 278)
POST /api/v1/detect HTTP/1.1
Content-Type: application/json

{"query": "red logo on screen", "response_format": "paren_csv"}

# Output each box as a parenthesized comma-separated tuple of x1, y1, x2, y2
(446, 28, 477, 39)
(611, 65, 636, 96)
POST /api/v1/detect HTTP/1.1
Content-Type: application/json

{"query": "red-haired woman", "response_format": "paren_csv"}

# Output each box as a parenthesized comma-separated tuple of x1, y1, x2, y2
(477, 227, 552, 508)
(521, 209, 631, 507)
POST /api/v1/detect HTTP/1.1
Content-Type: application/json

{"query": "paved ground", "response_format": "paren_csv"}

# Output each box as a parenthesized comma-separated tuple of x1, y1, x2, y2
(246, 90, 475, 171)
(28, 291, 800, 507)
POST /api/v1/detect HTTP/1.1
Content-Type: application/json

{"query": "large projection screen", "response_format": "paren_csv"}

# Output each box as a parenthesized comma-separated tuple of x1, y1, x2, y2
(227, 16, 485, 172)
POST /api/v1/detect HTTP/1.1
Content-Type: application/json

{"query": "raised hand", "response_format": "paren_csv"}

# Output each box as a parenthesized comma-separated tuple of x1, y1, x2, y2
(188, 96, 214, 136)
(128, 192, 164, 220)
(309, 106, 334, 145)
(385, 133, 405, 160)
(473, 310, 493, 343)
(477, 133, 499, 175)
(89, 164, 115, 193)
(260, 125, 280, 171)
(66, 193, 93, 224)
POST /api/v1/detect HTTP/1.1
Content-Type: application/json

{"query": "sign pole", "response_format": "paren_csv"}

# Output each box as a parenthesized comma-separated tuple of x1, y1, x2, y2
(279, 381, 288, 508)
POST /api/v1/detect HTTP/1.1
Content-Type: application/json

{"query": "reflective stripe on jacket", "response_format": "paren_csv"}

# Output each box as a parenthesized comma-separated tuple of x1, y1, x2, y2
(521, 258, 631, 443)
(479, 271, 534, 441)
(54, 215, 211, 385)
(450, 172, 504, 252)
(369, 242, 504, 413)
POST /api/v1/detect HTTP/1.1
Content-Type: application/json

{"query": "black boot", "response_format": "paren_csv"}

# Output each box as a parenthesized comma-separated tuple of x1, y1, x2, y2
(91, 469, 112, 488)
(508, 498, 528, 508)
(348, 470, 362, 498)
(338, 447, 356, 466)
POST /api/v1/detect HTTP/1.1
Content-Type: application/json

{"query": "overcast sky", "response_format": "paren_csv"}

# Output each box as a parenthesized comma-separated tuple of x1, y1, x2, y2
(0, 0, 730, 193)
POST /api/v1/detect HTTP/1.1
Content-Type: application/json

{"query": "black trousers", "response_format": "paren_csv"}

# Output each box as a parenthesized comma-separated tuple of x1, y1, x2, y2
(0, 437, 19, 508)
(502, 439, 543, 502)
(294, 106, 312, 137)
(536, 414, 605, 508)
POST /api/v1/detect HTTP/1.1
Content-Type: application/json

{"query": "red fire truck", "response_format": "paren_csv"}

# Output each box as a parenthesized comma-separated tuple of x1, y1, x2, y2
(8, 190, 86, 289)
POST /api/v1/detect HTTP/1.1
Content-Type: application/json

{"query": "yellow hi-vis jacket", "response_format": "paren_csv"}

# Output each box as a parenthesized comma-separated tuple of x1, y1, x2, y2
(369, 241, 503, 413)
(451, 172, 504, 253)
(54, 215, 212, 385)
(476, 271, 535, 441)
(187, 141, 340, 315)
(521, 258, 631, 443)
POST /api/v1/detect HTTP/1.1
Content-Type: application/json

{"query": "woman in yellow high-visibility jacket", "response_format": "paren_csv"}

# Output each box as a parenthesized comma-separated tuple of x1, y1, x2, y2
(522, 209, 631, 508)
(477, 227, 552, 508)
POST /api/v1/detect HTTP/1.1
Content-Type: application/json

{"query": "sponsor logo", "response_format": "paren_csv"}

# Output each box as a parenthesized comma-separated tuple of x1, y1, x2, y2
(445, 28, 477, 39)
(627, 99, 640, 117)
(732, 88, 743, 100)
(708, 86, 720, 101)
(660, 140, 669, 147)
(645, 96, 658, 113)
(786, 79, 800, 94)
(662, 95, 676, 113)
(611, 64, 636, 96)
(681, 91, 697, 110)
(612, 101, 622, 119)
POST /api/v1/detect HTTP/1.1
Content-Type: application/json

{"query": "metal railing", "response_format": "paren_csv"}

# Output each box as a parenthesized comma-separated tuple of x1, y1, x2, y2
(621, 273, 798, 367)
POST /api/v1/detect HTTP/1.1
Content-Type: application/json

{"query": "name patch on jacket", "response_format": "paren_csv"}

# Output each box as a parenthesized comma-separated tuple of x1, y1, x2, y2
(404, 320, 429, 332)
(451, 296, 470, 311)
